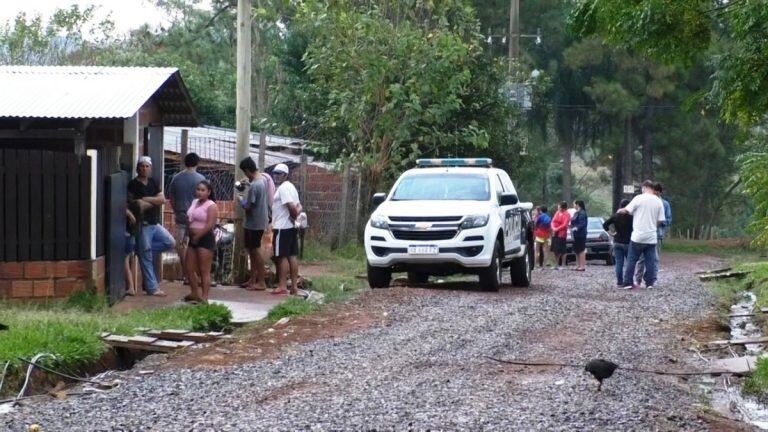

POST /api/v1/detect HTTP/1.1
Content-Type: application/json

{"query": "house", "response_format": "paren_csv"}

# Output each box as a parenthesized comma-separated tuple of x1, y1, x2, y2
(0, 66, 199, 304)
(161, 126, 359, 246)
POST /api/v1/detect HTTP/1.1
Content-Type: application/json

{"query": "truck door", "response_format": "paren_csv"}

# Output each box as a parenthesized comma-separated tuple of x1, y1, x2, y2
(494, 174, 520, 256)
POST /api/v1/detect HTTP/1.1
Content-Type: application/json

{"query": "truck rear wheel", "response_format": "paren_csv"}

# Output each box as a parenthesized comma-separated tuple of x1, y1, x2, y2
(510, 241, 532, 287)
(407, 271, 429, 285)
(367, 263, 392, 289)
(478, 241, 502, 291)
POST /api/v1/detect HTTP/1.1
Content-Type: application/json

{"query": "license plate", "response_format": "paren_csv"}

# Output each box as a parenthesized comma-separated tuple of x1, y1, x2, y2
(408, 245, 439, 255)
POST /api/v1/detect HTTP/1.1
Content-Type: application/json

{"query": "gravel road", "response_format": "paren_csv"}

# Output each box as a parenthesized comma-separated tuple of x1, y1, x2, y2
(3, 254, 726, 431)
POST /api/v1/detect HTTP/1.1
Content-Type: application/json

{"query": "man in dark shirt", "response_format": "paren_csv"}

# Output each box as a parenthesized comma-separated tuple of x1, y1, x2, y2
(128, 156, 175, 296)
(603, 199, 633, 287)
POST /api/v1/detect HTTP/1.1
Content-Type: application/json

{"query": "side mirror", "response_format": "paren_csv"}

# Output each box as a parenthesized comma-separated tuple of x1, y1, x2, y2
(371, 192, 387, 207)
(499, 193, 518, 206)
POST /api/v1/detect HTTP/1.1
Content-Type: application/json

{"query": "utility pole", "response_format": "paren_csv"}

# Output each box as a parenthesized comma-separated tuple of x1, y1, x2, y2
(508, 0, 519, 73)
(234, 0, 252, 283)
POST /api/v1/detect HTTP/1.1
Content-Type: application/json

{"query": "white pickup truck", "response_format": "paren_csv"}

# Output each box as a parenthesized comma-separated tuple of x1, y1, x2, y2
(364, 158, 534, 291)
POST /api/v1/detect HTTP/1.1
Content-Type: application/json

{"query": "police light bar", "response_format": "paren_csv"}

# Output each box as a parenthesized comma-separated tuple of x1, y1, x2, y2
(416, 158, 493, 168)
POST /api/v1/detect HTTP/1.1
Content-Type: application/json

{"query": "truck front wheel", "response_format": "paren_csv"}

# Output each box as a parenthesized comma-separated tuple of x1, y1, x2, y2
(367, 263, 392, 289)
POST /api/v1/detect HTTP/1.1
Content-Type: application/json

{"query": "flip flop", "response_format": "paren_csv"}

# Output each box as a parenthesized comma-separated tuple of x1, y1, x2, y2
(270, 289, 289, 296)
(149, 290, 167, 297)
(125, 289, 136, 297)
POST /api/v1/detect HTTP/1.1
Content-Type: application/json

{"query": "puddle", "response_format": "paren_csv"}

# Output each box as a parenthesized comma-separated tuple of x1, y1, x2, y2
(708, 291, 768, 429)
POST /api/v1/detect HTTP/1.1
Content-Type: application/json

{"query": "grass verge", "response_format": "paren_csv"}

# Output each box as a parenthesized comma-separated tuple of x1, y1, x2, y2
(0, 290, 232, 375)
(266, 274, 365, 322)
(664, 237, 759, 259)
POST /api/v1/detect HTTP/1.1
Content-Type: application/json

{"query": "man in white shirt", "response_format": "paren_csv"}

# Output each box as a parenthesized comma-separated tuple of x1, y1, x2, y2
(270, 163, 302, 296)
(619, 180, 666, 289)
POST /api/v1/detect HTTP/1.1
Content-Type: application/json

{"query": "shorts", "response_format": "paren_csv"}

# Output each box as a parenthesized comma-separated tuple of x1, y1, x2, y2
(551, 236, 567, 254)
(174, 224, 189, 246)
(124, 232, 136, 255)
(189, 231, 215, 251)
(273, 228, 299, 258)
(245, 229, 264, 249)
(535, 236, 549, 244)
(573, 236, 587, 254)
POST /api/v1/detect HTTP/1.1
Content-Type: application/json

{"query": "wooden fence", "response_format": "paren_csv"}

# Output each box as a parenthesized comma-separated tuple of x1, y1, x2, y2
(0, 149, 91, 261)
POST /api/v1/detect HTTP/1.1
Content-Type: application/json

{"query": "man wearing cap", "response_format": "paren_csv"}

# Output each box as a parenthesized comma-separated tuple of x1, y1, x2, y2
(128, 156, 175, 297)
(168, 153, 206, 282)
(238, 157, 269, 291)
(270, 163, 302, 296)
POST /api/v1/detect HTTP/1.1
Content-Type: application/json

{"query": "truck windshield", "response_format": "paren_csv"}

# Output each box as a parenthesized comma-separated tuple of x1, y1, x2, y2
(391, 174, 490, 201)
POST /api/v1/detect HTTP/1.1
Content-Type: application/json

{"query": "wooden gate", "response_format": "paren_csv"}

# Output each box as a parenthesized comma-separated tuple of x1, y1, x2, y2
(0, 149, 91, 261)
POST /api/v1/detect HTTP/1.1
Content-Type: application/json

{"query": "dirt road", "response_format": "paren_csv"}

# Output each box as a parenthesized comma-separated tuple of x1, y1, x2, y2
(4, 254, 746, 431)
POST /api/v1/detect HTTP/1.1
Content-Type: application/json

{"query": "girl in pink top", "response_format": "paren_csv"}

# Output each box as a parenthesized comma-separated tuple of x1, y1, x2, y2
(185, 180, 218, 303)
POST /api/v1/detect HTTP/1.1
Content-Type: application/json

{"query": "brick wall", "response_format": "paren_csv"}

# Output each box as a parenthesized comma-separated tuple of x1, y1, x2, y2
(0, 256, 105, 299)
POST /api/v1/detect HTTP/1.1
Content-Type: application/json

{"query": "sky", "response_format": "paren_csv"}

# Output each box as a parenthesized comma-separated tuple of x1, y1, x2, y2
(0, 0, 209, 35)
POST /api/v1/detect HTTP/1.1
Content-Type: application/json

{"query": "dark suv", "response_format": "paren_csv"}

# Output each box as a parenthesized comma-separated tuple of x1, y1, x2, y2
(566, 217, 614, 265)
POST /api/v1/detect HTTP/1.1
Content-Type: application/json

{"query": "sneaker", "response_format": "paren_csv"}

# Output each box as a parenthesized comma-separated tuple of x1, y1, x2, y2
(621, 284, 640, 290)
(555, 267, 562, 271)
(646, 285, 654, 289)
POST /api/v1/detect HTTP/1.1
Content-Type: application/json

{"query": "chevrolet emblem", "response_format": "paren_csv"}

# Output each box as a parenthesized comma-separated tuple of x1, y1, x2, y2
(415, 222, 432, 230)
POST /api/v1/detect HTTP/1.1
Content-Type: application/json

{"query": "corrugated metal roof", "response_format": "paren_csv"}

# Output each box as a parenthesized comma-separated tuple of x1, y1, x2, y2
(164, 126, 334, 170)
(0, 66, 198, 125)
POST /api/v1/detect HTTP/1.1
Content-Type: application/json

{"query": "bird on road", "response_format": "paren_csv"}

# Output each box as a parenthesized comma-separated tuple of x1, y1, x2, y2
(585, 358, 619, 391)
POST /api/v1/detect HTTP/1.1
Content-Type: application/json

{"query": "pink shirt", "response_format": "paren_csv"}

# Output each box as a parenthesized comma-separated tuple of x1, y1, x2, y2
(186, 199, 215, 229)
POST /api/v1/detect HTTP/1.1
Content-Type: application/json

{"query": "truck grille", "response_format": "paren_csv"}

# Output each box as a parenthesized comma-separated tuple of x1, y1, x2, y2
(389, 216, 462, 222)
(391, 230, 458, 241)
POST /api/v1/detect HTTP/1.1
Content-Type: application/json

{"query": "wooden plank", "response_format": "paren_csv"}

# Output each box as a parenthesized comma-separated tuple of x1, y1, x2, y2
(4, 149, 18, 261)
(710, 356, 760, 375)
(699, 271, 749, 282)
(42, 151, 56, 260)
(16, 150, 30, 260)
(67, 155, 80, 259)
(708, 337, 768, 346)
(54, 155, 68, 260)
(79, 155, 91, 259)
(151, 340, 194, 350)
(126, 336, 158, 345)
(29, 150, 43, 260)
(695, 267, 732, 275)
(104, 340, 177, 353)
(146, 330, 218, 343)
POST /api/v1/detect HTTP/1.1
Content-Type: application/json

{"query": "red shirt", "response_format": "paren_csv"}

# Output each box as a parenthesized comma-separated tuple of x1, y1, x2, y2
(550, 210, 571, 238)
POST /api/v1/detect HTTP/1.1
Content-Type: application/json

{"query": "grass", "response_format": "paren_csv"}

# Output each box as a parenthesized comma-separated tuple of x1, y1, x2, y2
(267, 274, 364, 322)
(302, 240, 366, 275)
(663, 237, 759, 259)
(744, 357, 768, 398)
(0, 290, 232, 375)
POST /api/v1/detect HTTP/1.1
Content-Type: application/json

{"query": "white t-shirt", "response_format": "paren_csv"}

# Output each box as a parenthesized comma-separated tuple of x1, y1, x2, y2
(625, 193, 665, 244)
(272, 181, 300, 229)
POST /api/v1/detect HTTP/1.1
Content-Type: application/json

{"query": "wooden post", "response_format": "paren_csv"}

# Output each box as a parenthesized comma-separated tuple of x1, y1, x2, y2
(353, 166, 362, 241)
(180, 129, 189, 160)
(233, 0, 252, 283)
(299, 154, 307, 204)
(338, 164, 350, 248)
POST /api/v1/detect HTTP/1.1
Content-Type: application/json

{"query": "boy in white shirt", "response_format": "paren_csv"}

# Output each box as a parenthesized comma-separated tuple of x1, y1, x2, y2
(270, 163, 302, 296)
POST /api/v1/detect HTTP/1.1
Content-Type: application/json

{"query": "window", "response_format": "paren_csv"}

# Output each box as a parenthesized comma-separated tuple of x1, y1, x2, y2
(391, 174, 490, 201)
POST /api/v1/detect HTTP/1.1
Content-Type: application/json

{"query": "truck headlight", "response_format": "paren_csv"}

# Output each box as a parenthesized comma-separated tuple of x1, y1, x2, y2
(370, 216, 389, 229)
(461, 214, 489, 229)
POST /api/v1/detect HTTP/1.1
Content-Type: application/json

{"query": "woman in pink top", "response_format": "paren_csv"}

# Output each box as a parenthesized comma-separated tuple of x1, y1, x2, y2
(185, 180, 219, 303)
(549, 201, 571, 270)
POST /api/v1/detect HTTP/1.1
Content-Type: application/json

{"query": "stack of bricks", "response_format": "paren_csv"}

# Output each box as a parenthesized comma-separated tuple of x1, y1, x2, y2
(0, 256, 105, 299)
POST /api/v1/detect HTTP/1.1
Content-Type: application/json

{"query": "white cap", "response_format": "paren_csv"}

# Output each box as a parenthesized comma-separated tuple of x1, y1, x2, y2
(273, 163, 289, 174)
(138, 156, 152, 166)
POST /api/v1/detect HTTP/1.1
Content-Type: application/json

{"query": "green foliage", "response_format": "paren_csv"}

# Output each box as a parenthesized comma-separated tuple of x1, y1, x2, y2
(266, 297, 320, 321)
(63, 289, 108, 313)
(740, 135, 768, 249)
(570, 0, 768, 126)
(743, 357, 768, 397)
(0, 302, 232, 371)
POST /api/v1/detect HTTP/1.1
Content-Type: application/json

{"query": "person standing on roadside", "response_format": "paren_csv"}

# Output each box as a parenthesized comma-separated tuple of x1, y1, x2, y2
(128, 156, 175, 297)
(604, 199, 633, 287)
(550, 202, 571, 270)
(238, 157, 269, 291)
(570, 200, 588, 271)
(620, 180, 666, 290)
(634, 182, 673, 284)
(168, 153, 205, 283)
(270, 163, 302, 296)
(185, 180, 219, 303)
(533, 206, 552, 269)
